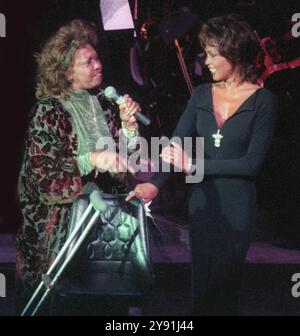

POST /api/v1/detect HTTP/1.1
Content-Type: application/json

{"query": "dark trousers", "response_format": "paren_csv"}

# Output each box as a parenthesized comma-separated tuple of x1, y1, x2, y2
(188, 181, 255, 316)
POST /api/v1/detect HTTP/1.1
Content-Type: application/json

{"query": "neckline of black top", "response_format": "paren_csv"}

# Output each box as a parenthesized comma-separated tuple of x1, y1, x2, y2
(209, 84, 263, 130)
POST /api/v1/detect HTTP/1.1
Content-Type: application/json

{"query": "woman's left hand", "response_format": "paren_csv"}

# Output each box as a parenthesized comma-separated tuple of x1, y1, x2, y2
(119, 94, 140, 131)
(161, 142, 191, 173)
(125, 183, 159, 203)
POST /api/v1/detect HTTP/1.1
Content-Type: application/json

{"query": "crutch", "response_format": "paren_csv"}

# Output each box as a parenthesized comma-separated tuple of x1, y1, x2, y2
(21, 190, 108, 316)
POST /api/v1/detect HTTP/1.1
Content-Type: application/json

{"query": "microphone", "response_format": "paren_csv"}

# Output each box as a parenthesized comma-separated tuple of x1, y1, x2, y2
(104, 86, 151, 126)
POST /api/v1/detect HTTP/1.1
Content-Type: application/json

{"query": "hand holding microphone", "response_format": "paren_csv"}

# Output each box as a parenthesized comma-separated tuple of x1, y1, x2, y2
(104, 86, 151, 126)
(119, 94, 139, 132)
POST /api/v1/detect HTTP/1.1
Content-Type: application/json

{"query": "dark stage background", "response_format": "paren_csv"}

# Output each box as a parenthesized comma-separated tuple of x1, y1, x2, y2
(0, 0, 300, 248)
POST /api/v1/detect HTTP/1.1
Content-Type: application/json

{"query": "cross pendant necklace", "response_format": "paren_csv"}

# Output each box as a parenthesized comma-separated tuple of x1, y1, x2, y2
(212, 129, 223, 148)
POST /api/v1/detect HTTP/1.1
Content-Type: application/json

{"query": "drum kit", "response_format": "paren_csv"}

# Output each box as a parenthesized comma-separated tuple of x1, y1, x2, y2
(133, 7, 201, 94)
(254, 29, 300, 82)
(132, 7, 300, 98)
(129, 7, 202, 136)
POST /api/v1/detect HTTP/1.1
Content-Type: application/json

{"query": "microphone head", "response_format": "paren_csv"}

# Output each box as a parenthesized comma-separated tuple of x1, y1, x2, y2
(104, 86, 124, 105)
(104, 86, 117, 99)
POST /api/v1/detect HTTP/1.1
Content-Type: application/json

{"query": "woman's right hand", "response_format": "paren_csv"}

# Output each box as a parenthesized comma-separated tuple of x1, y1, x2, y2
(90, 151, 135, 175)
(125, 183, 159, 203)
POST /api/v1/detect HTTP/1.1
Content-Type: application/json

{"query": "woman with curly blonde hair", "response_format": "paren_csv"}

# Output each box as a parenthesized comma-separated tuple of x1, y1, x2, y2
(16, 19, 141, 312)
(35, 20, 98, 99)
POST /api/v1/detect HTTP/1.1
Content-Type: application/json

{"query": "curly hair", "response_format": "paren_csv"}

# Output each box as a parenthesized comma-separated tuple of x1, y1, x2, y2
(35, 20, 98, 99)
(199, 14, 260, 83)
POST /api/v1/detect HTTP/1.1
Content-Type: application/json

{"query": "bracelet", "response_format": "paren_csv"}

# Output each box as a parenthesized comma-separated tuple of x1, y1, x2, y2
(121, 121, 138, 138)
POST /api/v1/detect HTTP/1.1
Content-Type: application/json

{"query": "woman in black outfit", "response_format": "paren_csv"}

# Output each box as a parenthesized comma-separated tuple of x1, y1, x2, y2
(127, 14, 278, 315)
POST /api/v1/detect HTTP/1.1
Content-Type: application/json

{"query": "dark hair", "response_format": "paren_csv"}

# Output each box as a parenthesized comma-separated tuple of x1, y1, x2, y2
(35, 20, 98, 99)
(199, 14, 260, 83)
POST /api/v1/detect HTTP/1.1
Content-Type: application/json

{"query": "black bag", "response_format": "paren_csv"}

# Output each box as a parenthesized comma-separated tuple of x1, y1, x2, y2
(61, 193, 154, 298)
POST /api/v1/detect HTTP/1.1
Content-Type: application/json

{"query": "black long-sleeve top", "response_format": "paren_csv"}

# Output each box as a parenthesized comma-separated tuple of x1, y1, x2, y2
(151, 83, 277, 189)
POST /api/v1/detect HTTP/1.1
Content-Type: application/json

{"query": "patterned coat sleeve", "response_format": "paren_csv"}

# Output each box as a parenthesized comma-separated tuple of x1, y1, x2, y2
(20, 99, 82, 205)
